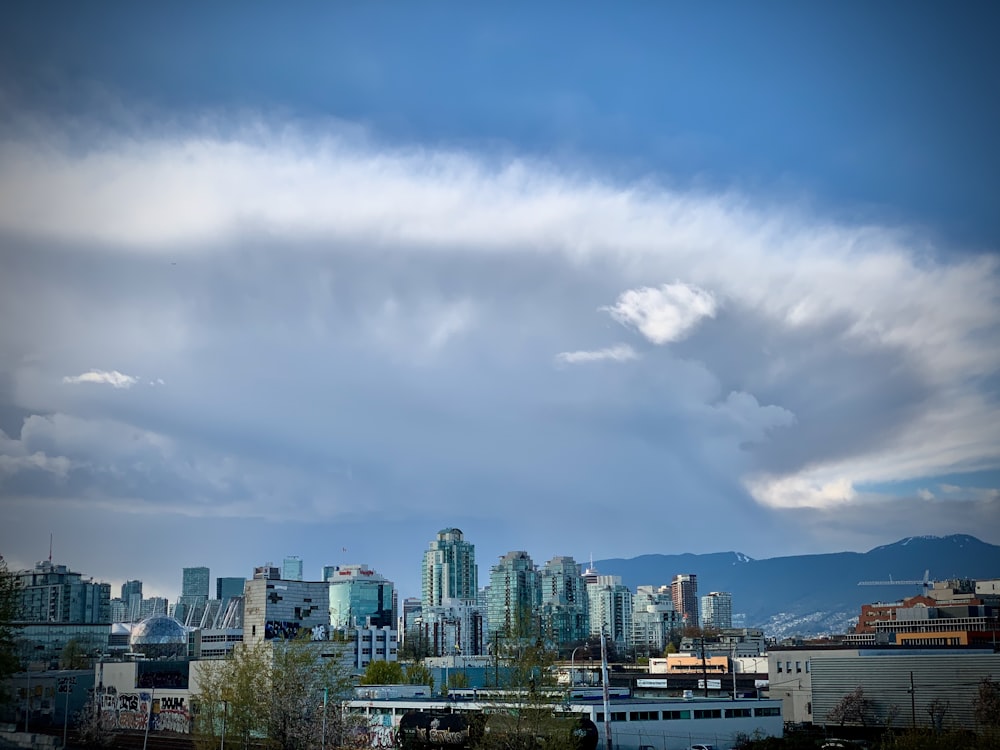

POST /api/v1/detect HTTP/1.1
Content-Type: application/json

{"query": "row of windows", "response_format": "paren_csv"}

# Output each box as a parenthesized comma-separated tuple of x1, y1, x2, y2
(776, 660, 810, 673)
(595, 707, 779, 722)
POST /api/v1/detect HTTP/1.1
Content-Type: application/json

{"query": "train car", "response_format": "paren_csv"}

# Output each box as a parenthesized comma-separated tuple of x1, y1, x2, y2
(398, 711, 486, 750)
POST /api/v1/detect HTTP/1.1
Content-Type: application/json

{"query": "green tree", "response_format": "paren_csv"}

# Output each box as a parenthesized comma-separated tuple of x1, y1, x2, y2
(193, 636, 352, 750)
(361, 660, 404, 685)
(404, 662, 434, 693)
(60, 638, 91, 669)
(0, 556, 23, 705)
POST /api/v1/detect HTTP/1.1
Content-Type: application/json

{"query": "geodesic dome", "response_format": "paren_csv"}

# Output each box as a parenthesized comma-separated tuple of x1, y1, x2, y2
(129, 615, 188, 659)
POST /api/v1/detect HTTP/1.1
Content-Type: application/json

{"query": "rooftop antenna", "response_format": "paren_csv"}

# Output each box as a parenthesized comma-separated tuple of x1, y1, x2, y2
(49, 533, 53, 562)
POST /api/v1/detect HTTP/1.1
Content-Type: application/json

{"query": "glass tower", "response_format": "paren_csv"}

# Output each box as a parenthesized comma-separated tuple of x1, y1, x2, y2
(487, 550, 541, 637)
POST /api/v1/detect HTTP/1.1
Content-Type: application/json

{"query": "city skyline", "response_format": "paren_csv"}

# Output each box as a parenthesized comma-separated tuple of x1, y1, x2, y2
(1, 5, 998, 602)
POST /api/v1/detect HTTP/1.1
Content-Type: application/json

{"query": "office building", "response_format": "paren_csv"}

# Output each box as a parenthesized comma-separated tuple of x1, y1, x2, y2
(487, 551, 541, 637)
(671, 574, 699, 627)
(177, 566, 210, 624)
(216, 577, 246, 603)
(327, 564, 395, 629)
(701, 591, 733, 630)
(254, 563, 281, 580)
(243, 577, 331, 643)
(422, 528, 478, 607)
(539, 556, 589, 646)
(282, 556, 303, 581)
(139, 597, 168, 619)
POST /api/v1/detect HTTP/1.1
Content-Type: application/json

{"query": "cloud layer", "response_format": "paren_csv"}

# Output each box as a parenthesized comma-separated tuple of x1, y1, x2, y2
(0, 113, 997, 594)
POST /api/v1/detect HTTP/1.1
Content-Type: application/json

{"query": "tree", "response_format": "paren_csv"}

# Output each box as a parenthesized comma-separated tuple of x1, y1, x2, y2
(974, 677, 1000, 731)
(827, 686, 873, 727)
(404, 662, 434, 693)
(0, 556, 22, 705)
(60, 639, 92, 669)
(361, 660, 404, 685)
(193, 635, 353, 750)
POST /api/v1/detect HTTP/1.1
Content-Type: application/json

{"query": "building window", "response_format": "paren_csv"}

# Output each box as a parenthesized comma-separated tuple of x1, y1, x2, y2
(611, 712, 627, 722)
(694, 710, 722, 720)
(755, 707, 780, 717)
(805, 661, 810, 673)
(795, 661, 801, 673)
(725, 708, 752, 718)
(776, 662, 782, 673)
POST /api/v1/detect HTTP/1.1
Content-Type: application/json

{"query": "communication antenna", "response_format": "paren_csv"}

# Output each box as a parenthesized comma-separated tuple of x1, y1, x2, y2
(49, 533, 53, 562)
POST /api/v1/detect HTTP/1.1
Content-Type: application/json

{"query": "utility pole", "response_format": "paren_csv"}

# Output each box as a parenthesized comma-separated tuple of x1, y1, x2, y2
(700, 636, 709, 697)
(600, 625, 612, 750)
(909, 672, 916, 729)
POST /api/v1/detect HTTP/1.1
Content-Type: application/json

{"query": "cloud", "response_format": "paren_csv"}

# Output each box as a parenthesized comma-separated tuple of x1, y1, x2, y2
(0, 110, 997, 571)
(62, 370, 139, 389)
(555, 344, 638, 365)
(603, 283, 718, 345)
(917, 488, 934, 501)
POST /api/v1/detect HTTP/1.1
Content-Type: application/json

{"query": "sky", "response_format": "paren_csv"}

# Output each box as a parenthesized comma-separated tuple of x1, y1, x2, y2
(1, 3, 998, 603)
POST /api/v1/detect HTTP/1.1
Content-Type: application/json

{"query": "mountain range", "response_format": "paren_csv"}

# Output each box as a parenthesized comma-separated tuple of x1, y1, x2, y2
(593, 534, 1000, 638)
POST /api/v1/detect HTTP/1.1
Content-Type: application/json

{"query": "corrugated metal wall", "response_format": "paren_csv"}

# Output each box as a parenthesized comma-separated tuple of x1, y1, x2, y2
(811, 653, 1000, 730)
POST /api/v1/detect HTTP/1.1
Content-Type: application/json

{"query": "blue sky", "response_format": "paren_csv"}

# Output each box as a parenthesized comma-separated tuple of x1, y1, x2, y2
(0, 3, 998, 601)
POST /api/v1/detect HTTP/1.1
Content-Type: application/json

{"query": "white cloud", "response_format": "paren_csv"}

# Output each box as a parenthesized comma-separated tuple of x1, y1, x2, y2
(603, 282, 717, 345)
(62, 369, 139, 389)
(917, 488, 935, 501)
(746, 474, 858, 509)
(0, 114, 997, 531)
(555, 344, 638, 364)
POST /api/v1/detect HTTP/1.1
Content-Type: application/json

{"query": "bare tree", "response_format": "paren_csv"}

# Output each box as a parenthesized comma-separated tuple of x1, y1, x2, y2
(974, 677, 1000, 730)
(827, 686, 873, 727)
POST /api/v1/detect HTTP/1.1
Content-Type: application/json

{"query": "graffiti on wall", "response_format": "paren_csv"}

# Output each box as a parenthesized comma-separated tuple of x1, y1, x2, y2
(100, 692, 191, 734)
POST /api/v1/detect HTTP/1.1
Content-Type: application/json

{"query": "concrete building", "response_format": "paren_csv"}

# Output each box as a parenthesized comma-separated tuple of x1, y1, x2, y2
(242, 577, 331, 643)
(671, 574, 698, 627)
(487, 551, 541, 637)
(282, 556, 304, 581)
(422, 528, 478, 608)
(15, 561, 111, 624)
(539, 556, 589, 647)
(348, 624, 398, 671)
(327, 564, 395, 629)
(700, 592, 733, 630)
(632, 585, 681, 656)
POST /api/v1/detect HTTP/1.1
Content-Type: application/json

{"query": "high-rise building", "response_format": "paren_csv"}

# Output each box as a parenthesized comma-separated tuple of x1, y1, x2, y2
(282, 556, 303, 581)
(15, 561, 111, 623)
(539, 556, 589, 646)
(322, 565, 339, 582)
(671, 574, 699, 627)
(243, 577, 331, 644)
(217, 577, 246, 603)
(700, 591, 733, 630)
(632, 585, 681, 656)
(178, 566, 210, 623)
(487, 550, 541, 637)
(327, 564, 395, 629)
(421, 528, 478, 607)
(122, 580, 143, 621)
(586, 574, 633, 649)
(182, 567, 210, 598)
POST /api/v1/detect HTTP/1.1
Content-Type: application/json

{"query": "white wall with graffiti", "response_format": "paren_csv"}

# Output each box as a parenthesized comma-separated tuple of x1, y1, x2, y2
(95, 662, 193, 734)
